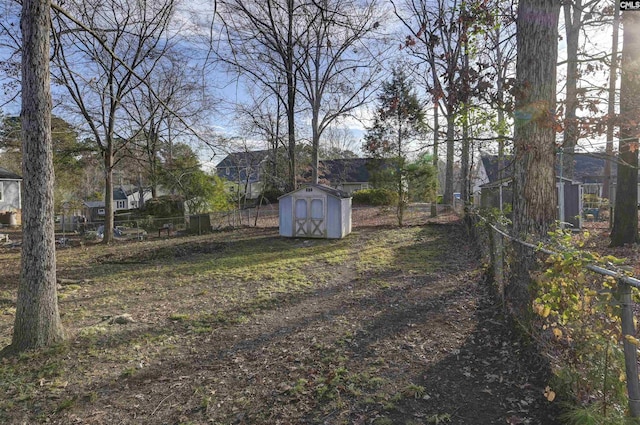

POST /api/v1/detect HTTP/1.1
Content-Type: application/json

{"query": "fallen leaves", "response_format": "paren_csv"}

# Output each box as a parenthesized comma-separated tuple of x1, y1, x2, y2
(544, 386, 556, 402)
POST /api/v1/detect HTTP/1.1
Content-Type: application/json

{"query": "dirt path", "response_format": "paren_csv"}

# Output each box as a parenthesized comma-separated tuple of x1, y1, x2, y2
(0, 215, 562, 424)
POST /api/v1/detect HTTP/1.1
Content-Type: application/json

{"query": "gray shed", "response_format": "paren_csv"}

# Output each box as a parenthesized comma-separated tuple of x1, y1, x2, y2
(279, 184, 352, 239)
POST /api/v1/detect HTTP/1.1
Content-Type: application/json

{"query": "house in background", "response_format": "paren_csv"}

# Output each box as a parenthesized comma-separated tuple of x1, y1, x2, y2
(0, 167, 22, 226)
(216, 150, 378, 199)
(82, 187, 130, 223)
(318, 158, 371, 195)
(119, 184, 155, 209)
(216, 150, 271, 200)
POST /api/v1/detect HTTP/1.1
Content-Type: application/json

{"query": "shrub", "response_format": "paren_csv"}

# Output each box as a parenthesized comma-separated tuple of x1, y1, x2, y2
(262, 188, 285, 203)
(352, 188, 398, 206)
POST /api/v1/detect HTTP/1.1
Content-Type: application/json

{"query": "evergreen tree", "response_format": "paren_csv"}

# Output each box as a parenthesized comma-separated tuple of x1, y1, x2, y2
(363, 68, 427, 226)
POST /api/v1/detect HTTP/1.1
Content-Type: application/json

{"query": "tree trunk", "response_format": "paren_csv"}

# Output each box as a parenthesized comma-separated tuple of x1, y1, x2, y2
(443, 113, 455, 207)
(285, 0, 297, 193)
(510, 0, 561, 317)
(103, 151, 115, 244)
(611, 11, 640, 246)
(461, 108, 470, 205)
(431, 102, 439, 217)
(603, 6, 620, 202)
(561, 0, 582, 180)
(311, 104, 320, 185)
(10, 0, 65, 353)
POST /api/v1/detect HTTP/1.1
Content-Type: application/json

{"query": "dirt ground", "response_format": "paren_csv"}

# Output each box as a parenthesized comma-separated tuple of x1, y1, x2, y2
(0, 207, 562, 424)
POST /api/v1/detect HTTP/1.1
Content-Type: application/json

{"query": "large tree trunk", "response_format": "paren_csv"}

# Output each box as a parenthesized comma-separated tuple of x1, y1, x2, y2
(510, 0, 561, 317)
(10, 0, 65, 353)
(611, 11, 640, 247)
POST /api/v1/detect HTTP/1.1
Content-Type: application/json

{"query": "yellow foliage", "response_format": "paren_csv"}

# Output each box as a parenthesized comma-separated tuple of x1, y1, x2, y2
(544, 386, 556, 402)
(625, 335, 640, 347)
(553, 328, 563, 339)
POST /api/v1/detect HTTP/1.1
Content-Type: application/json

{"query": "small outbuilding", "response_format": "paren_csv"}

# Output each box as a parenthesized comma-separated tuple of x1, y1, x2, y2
(279, 184, 352, 239)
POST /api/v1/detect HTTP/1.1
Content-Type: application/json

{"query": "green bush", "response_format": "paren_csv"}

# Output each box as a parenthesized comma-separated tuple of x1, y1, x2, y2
(143, 195, 185, 217)
(352, 188, 398, 206)
(262, 188, 285, 203)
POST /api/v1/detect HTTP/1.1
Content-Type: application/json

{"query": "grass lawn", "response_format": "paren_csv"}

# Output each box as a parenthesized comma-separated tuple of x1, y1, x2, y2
(0, 207, 561, 424)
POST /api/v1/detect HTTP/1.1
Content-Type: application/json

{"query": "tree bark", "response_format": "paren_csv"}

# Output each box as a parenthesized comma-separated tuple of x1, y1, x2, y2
(603, 6, 620, 201)
(510, 0, 561, 316)
(431, 101, 439, 217)
(444, 113, 455, 206)
(104, 151, 115, 244)
(10, 0, 65, 353)
(561, 0, 582, 180)
(611, 11, 640, 247)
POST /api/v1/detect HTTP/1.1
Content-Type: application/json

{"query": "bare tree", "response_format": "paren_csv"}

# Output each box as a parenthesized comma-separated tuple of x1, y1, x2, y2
(560, 0, 600, 179)
(7, 0, 65, 354)
(51, 0, 176, 243)
(235, 89, 289, 192)
(296, 0, 385, 184)
(477, 0, 517, 183)
(122, 51, 214, 199)
(217, 0, 307, 192)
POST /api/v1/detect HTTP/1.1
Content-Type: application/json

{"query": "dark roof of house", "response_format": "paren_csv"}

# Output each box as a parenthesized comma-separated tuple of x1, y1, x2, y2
(319, 158, 371, 183)
(569, 152, 618, 183)
(113, 187, 127, 200)
(216, 150, 271, 183)
(0, 167, 22, 180)
(84, 201, 104, 208)
(480, 154, 513, 183)
(480, 152, 623, 184)
(216, 150, 270, 169)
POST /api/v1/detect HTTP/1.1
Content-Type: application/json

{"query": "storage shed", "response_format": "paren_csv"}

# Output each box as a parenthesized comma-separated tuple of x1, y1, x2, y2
(279, 184, 352, 239)
(480, 175, 583, 229)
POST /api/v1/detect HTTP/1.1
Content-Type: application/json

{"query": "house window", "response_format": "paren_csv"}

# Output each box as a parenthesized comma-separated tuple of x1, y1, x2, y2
(98, 208, 105, 216)
(116, 200, 126, 209)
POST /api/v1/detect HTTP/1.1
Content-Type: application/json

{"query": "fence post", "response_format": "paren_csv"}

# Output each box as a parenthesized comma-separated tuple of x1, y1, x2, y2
(618, 278, 640, 418)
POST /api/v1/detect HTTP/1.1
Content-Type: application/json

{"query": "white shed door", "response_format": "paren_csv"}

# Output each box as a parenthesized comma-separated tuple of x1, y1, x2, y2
(294, 197, 325, 237)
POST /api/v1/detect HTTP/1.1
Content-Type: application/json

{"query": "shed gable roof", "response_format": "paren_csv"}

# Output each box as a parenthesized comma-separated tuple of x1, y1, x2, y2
(281, 184, 351, 199)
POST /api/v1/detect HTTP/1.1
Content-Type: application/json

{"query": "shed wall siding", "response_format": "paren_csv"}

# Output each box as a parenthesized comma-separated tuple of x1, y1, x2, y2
(0, 181, 21, 211)
(326, 196, 341, 239)
(279, 196, 293, 237)
(341, 198, 352, 236)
